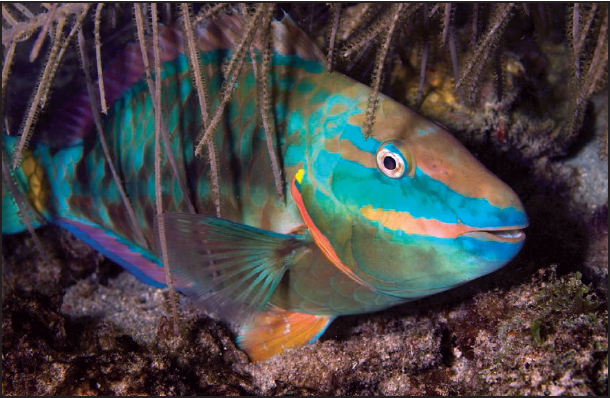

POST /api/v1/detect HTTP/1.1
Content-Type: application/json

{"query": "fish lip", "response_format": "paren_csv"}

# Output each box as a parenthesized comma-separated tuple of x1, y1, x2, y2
(461, 225, 528, 243)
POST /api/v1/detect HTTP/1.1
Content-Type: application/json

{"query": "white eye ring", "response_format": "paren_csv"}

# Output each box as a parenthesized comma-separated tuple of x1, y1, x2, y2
(375, 140, 414, 179)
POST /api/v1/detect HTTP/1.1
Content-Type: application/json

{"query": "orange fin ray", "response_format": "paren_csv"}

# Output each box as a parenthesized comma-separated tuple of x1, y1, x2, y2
(237, 307, 333, 362)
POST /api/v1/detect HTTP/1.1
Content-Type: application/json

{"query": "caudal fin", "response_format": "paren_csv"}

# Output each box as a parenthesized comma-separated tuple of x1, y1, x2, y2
(2, 134, 50, 234)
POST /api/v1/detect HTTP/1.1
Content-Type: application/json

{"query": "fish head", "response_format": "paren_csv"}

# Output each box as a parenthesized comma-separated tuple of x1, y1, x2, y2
(290, 80, 528, 299)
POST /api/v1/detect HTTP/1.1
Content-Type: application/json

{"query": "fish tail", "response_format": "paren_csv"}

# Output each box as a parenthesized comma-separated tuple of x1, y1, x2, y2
(2, 134, 51, 234)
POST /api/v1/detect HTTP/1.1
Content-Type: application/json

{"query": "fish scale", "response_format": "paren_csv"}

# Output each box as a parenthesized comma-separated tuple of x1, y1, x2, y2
(2, 11, 528, 361)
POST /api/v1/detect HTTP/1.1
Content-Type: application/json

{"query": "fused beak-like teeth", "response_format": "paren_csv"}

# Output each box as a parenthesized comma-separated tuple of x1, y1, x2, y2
(486, 229, 525, 239)
(462, 226, 527, 243)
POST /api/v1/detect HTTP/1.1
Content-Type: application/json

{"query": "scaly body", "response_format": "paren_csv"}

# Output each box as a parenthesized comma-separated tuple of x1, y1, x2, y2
(3, 12, 527, 361)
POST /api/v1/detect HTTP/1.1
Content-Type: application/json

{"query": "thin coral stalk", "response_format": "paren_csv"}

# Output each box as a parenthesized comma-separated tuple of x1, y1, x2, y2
(563, 5, 606, 141)
(94, 3, 108, 114)
(569, 4, 599, 80)
(206, 140, 222, 217)
(193, 3, 229, 26)
(12, 5, 90, 170)
(180, 3, 221, 217)
(12, 16, 65, 170)
(151, 3, 180, 337)
(448, 26, 459, 89)
(341, 5, 392, 59)
(12, 5, 91, 170)
(150, 3, 164, 218)
(572, 4, 580, 57)
(14, 3, 35, 18)
(522, 3, 530, 17)
(133, 4, 196, 216)
(41, 7, 90, 105)
(456, 3, 515, 105)
(2, 41, 17, 112)
(258, 4, 284, 202)
(2, 4, 19, 27)
(326, 3, 342, 72)
(220, 5, 263, 80)
(180, 3, 210, 124)
(471, 3, 479, 46)
(345, 41, 374, 73)
(29, 3, 57, 62)
(366, 3, 403, 137)
(428, 4, 442, 18)
(195, 4, 266, 157)
(2, 3, 87, 46)
(150, 3, 164, 221)
(441, 3, 452, 47)
(338, 3, 381, 43)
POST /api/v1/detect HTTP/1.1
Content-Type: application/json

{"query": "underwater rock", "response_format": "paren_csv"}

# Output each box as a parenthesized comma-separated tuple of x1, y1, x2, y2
(2, 248, 607, 395)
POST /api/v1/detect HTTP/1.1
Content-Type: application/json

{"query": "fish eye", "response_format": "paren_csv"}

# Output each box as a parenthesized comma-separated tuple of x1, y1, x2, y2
(375, 140, 414, 179)
(383, 156, 397, 170)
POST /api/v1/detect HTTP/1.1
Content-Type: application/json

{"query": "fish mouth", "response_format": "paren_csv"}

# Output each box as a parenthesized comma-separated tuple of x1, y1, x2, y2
(461, 225, 527, 243)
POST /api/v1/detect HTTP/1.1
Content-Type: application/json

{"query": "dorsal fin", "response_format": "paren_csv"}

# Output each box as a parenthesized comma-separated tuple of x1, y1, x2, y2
(40, 9, 324, 148)
(269, 12, 326, 62)
(194, 10, 325, 62)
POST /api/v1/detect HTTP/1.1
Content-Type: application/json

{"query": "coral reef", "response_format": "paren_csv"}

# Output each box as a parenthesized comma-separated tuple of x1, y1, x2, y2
(2, 234, 607, 395)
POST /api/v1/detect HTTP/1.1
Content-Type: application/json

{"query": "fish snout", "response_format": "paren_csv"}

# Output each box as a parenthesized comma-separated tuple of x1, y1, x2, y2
(462, 184, 528, 244)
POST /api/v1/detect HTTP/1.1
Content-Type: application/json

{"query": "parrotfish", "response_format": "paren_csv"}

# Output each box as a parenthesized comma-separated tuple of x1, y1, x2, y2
(2, 11, 528, 361)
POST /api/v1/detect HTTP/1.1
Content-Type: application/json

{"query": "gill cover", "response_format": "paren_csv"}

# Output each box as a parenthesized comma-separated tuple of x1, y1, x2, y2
(288, 90, 527, 298)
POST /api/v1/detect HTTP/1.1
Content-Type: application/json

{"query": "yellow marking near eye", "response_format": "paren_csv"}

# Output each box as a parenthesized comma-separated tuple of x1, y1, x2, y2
(295, 168, 305, 184)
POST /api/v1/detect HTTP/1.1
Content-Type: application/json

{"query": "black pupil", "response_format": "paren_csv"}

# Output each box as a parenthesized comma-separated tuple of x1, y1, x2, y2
(383, 156, 397, 170)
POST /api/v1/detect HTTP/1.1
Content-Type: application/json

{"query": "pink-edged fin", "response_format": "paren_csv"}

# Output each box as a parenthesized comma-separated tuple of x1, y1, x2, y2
(57, 217, 192, 289)
(237, 307, 333, 362)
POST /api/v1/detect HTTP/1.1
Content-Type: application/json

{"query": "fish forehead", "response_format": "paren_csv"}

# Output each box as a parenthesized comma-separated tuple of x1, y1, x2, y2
(284, 73, 526, 237)
(320, 90, 523, 212)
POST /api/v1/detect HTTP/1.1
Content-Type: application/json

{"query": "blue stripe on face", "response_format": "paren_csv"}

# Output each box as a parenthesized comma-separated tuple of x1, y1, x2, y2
(285, 91, 527, 229)
(279, 64, 526, 231)
(329, 155, 527, 229)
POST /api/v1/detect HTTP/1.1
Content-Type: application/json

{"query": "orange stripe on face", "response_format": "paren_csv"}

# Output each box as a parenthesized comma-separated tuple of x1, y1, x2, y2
(360, 205, 475, 238)
(323, 135, 377, 169)
(291, 173, 374, 290)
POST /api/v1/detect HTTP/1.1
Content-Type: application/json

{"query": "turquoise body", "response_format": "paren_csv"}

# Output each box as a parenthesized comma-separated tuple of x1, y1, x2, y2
(3, 13, 527, 360)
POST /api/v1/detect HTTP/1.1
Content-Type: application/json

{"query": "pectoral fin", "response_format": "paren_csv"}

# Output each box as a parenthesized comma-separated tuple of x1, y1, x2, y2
(154, 213, 311, 326)
(237, 307, 333, 361)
